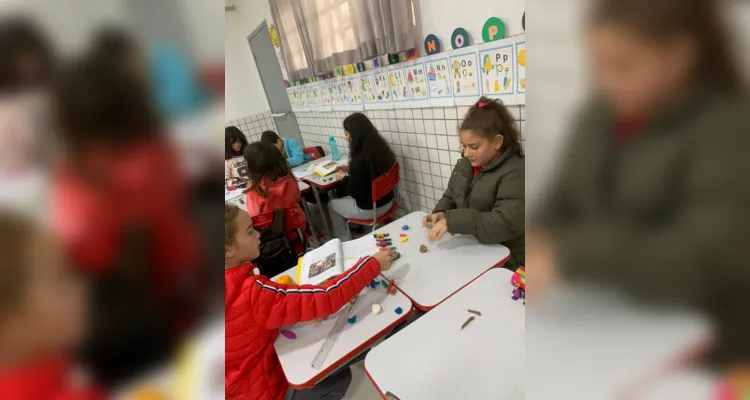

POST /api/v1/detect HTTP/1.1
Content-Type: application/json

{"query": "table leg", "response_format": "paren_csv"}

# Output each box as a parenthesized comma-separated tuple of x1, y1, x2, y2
(300, 199, 320, 248)
(310, 185, 332, 239)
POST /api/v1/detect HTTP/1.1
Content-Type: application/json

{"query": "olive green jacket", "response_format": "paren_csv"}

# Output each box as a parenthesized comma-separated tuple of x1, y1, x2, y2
(539, 86, 750, 365)
(434, 151, 525, 269)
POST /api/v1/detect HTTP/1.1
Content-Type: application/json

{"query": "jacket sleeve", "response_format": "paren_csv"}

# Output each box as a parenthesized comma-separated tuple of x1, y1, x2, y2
(225, 159, 233, 182)
(445, 167, 524, 244)
(246, 256, 381, 330)
(285, 138, 306, 167)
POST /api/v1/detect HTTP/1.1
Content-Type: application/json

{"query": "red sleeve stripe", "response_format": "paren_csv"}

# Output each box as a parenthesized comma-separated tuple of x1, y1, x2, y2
(254, 256, 374, 295)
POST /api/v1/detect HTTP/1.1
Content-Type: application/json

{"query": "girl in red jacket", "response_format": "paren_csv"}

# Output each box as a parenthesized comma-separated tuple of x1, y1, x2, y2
(245, 141, 305, 222)
(224, 203, 394, 400)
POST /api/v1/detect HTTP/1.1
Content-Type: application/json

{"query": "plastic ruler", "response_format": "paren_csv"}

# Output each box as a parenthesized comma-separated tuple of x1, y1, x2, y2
(310, 298, 357, 369)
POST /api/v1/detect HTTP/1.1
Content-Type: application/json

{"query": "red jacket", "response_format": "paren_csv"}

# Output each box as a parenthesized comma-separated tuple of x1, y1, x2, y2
(0, 356, 106, 400)
(246, 173, 304, 223)
(224, 257, 381, 400)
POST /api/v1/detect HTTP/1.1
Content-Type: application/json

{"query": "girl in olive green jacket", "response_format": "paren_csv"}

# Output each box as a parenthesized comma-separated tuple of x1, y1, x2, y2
(424, 97, 525, 269)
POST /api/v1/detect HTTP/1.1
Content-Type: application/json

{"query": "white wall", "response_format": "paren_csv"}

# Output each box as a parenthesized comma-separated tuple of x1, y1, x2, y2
(224, 0, 274, 121)
(415, 0, 526, 55)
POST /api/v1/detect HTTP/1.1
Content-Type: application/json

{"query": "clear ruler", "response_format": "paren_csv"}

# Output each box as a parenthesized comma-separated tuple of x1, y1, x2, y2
(310, 298, 357, 369)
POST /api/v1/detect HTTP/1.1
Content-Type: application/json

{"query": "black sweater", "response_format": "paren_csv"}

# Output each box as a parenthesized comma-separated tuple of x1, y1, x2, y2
(341, 158, 394, 210)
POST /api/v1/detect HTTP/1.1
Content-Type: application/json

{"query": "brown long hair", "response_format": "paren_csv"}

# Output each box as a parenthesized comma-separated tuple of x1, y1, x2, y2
(244, 141, 291, 198)
(589, 0, 743, 91)
(460, 97, 524, 158)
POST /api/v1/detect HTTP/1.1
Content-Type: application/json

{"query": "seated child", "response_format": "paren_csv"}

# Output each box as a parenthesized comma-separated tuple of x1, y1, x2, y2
(224, 203, 395, 400)
(261, 130, 309, 167)
(225, 126, 250, 188)
(424, 97, 525, 270)
(245, 141, 305, 220)
(0, 210, 105, 399)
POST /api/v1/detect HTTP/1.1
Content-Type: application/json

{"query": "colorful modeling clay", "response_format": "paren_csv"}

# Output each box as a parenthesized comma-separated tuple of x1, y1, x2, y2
(400, 237, 408, 243)
(419, 244, 428, 253)
(395, 307, 403, 315)
(347, 316, 357, 324)
(399, 233, 407, 237)
(402, 225, 409, 230)
(372, 304, 382, 314)
(281, 330, 297, 339)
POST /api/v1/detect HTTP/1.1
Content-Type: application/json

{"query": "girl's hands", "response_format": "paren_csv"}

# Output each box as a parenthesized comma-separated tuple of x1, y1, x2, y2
(427, 218, 449, 242)
(372, 249, 396, 271)
(421, 212, 446, 227)
(335, 170, 347, 180)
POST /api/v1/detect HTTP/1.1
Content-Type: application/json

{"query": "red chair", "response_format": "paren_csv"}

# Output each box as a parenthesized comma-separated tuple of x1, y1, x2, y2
(251, 207, 308, 257)
(345, 162, 400, 236)
(302, 146, 325, 161)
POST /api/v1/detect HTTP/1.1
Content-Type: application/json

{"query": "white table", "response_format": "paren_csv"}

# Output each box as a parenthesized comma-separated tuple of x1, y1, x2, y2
(374, 212, 511, 310)
(225, 181, 311, 213)
(527, 284, 713, 399)
(271, 265, 412, 389)
(365, 268, 524, 399)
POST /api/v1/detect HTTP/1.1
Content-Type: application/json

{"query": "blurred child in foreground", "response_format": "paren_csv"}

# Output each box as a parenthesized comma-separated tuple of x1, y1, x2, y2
(224, 203, 395, 400)
(0, 211, 104, 399)
(529, 0, 750, 366)
(50, 54, 202, 385)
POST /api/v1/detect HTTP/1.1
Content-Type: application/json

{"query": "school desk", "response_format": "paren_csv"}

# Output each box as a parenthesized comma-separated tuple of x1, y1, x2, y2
(271, 265, 413, 389)
(528, 284, 712, 399)
(291, 155, 350, 237)
(364, 268, 524, 400)
(227, 180, 310, 212)
(374, 211, 511, 311)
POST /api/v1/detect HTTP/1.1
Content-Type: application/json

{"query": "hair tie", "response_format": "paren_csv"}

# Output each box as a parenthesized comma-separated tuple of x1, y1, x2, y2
(477, 102, 486, 108)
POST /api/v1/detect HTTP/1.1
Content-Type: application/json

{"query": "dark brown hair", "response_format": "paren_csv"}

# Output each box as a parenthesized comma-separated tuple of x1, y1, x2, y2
(589, 0, 743, 91)
(0, 211, 34, 312)
(460, 97, 524, 158)
(244, 141, 291, 198)
(225, 203, 240, 247)
(343, 112, 397, 176)
(0, 16, 55, 93)
(225, 126, 249, 160)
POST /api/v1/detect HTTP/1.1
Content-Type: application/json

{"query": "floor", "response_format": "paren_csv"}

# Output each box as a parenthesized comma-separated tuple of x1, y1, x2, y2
(345, 361, 382, 399)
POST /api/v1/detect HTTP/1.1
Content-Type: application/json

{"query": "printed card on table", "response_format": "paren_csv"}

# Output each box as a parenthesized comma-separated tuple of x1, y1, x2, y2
(388, 67, 410, 108)
(479, 42, 514, 101)
(405, 62, 430, 108)
(425, 57, 453, 107)
(449, 51, 480, 105)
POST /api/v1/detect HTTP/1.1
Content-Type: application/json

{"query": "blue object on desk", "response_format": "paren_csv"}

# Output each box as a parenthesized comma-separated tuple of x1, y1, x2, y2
(347, 315, 357, 324)
(394, 307, 403, 315)
(329, 137, 341, 161)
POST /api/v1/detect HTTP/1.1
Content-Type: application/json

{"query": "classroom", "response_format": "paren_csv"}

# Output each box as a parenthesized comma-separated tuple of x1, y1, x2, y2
(224, 0, 526, 399)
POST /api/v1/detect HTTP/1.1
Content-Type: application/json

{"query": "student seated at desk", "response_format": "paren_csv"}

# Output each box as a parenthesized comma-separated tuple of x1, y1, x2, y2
(261, 130, 309, 167)
(329, 113, 396, 240)
(224, 203, 395, 400)
(424, 97, 525, 270)
(244, 141, 305, 222)
(225, 126, 249, 187)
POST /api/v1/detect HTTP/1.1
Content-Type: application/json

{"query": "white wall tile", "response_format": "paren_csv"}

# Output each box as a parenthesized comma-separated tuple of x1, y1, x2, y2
(432, 107, 444, 119)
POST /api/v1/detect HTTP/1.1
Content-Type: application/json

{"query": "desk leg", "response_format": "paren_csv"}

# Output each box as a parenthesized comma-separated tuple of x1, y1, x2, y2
(310, 185, 332, 239)
(300, 199, 320, 248)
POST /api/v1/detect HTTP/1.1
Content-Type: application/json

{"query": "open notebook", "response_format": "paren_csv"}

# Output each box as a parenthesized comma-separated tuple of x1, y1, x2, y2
(311, 160, 339, 177)
(296, 236, 378, 285)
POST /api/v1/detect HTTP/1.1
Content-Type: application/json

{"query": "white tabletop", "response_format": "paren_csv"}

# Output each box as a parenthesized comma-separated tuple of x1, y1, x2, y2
(374, 212, 511, 310)
(365, 268, 525, 399)
(292, 155, 350, 187)
(527, 284, 712, 399)
(271, 265, 412, 388)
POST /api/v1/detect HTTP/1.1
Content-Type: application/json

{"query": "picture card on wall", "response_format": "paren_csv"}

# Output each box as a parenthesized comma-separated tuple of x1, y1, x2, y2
(449, 50, 480, 105)
(387, 66, 410, 108)
(316, 83, 332, 111)
(328, 80, 342, 107)
(405, 61, 430, 108)
(515, 39, 526, 103)
(479, 41, 515, 101)
(425, 56, 453, 107)
(372, 70, 393, 107)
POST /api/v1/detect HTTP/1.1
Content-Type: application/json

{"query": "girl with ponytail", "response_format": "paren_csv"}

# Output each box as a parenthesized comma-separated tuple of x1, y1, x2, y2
(424, 97, 525, 269)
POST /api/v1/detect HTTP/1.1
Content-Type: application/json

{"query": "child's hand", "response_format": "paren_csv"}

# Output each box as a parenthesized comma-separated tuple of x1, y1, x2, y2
(421, 212, 446, 227)
(427, 218, 449, 242)
(335, 165, 349, 173)
(335, 170, 347, 180)
(372, 250, 396, 271)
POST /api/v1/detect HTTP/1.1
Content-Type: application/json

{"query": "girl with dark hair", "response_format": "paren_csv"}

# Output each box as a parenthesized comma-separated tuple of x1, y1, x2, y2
(243, 141, 305, 226)
(530, 0, 750, 366)
(328, 112, 397, 240)
(424, 97, 525, 269)
(224, 126, 249, 187)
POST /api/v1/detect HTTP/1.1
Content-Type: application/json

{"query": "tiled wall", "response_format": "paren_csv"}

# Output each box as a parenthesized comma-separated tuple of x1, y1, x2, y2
(225, 110, 278, 143)
(296, 105, 525, 213)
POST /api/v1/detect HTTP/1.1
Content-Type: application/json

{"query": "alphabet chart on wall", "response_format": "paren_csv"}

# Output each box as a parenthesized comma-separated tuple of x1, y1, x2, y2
(405, 61, 430, 108)
(425, 57, 453, 107)
(479, 43, 515, 100)
(449, 51, 480, 105)
(286, 34, 527, 111)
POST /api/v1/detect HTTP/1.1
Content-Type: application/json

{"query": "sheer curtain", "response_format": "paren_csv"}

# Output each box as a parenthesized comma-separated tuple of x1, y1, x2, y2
(271, 0, 416, 80)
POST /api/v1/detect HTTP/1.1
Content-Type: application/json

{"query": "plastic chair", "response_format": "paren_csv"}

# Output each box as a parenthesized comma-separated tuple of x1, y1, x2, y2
(345, 162, 400, 236)
(302, 146, 325, 161)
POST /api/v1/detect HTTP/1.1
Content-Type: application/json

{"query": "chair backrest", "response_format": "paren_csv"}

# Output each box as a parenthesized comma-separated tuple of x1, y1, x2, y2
(302, 147, 323, 161)
(251, 207, 306, 231)
(371, 162, 400, 203)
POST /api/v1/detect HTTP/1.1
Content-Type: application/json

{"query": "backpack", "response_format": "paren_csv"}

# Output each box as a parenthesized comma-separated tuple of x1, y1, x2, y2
(254, 208, 304, 278)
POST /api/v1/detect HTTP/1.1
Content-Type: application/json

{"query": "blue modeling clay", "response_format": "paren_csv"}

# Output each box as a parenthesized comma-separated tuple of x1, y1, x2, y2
(347, 316, 357, 324)
(395, 307, 403, 315)
(402, 225, 409, 230)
